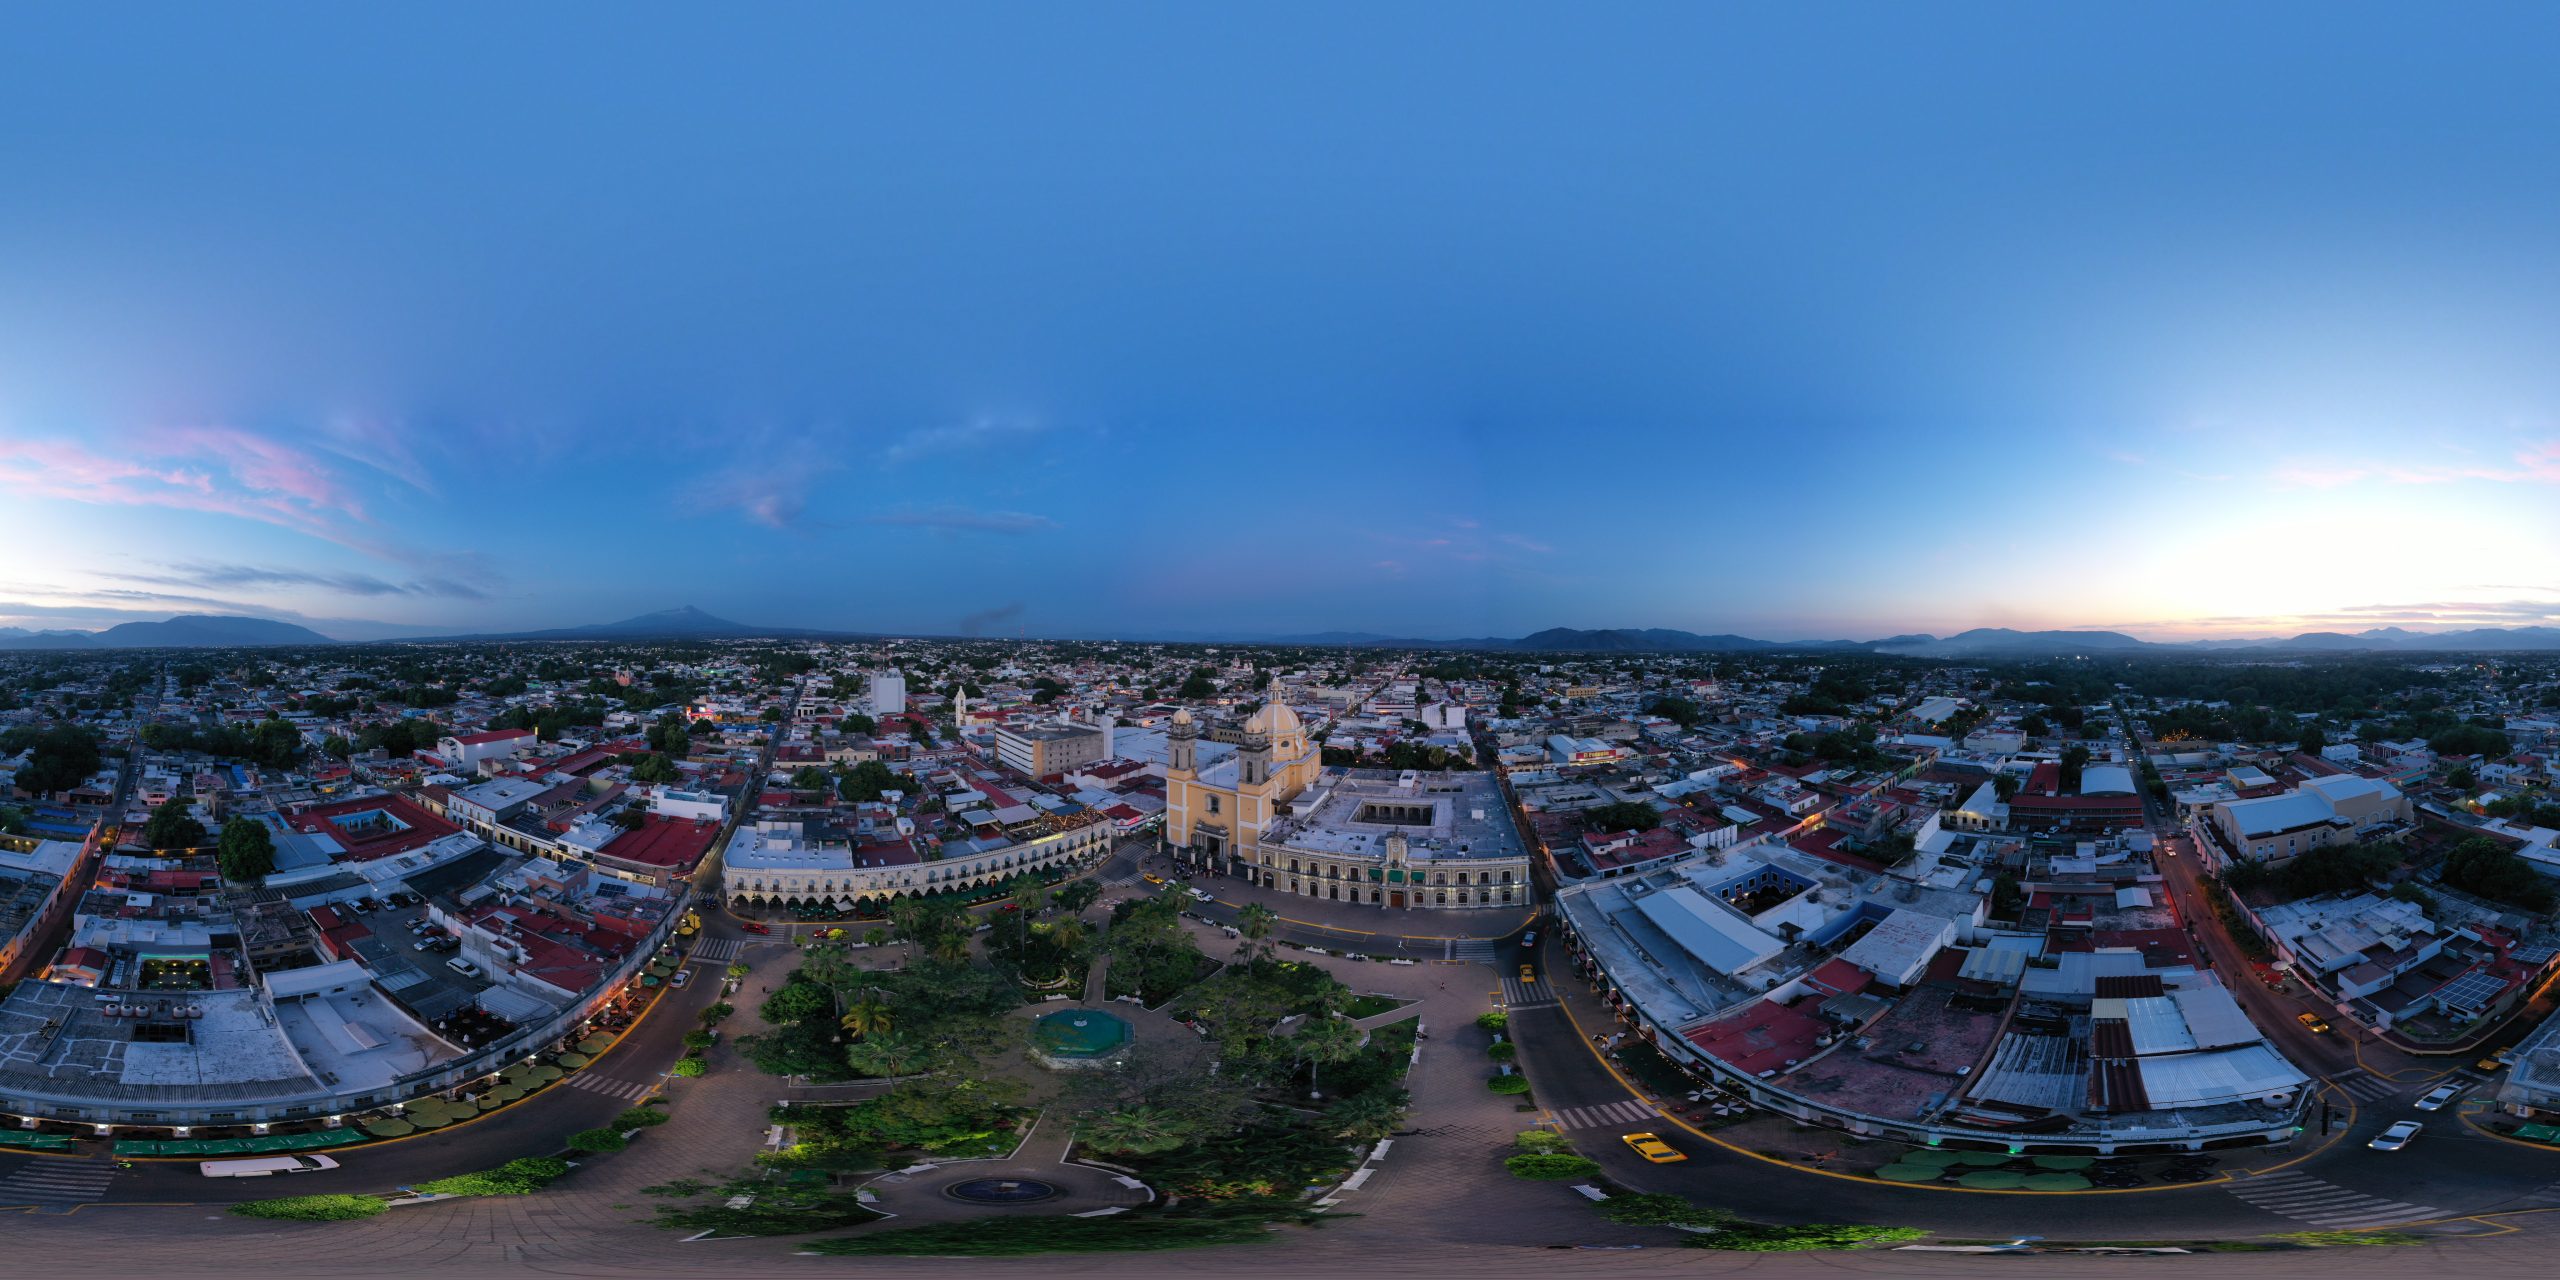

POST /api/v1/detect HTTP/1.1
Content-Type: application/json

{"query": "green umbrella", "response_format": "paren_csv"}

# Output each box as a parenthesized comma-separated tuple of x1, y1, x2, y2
(576, 1035, 613, 1054)
(2022, 1172, 2093, 1191)
(557, 1052, 591, 1069)
(1956, 1170, 2025, 1189)
(406, 1112, 450, 1130)
(1876, 1163, 1944, 1182)
(1953, 1151, 2014, 1166)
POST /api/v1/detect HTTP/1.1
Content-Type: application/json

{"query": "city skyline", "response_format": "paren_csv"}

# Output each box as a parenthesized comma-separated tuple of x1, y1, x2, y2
(5, 6, 2560, 643)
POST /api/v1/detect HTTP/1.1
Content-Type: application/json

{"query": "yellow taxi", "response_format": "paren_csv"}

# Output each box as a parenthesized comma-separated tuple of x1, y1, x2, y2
(1519, 964, 1537, 983)
(1621, 1132, 1685, 1163)
(2296, 1012, 2331, 1033)
(1142, 873, 1166, 885)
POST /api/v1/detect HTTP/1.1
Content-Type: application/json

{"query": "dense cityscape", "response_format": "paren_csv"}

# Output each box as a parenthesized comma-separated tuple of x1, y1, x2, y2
(1, 625, 2559, 1272)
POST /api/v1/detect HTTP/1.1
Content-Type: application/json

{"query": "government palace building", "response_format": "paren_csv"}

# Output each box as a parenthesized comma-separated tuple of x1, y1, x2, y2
(1166, 682, 1532, 911)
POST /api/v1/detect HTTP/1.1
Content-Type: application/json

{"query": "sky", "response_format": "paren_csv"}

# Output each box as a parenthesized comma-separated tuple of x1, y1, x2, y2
(4, 4, 2560, 643)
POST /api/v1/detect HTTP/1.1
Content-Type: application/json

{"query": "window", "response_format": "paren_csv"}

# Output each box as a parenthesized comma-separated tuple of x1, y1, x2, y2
(1207, 796, 1221, 815)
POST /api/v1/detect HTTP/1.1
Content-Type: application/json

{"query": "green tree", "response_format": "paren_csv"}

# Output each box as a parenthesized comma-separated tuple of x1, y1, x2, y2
(1233, 902, 1279, 964)
(2058, 744, 2091, 791)
(1081, 1106, 1192, 1156)
(141, 797, 208, 850)
(2299, 725, 2328, 755)
(217, 817, 276, 881)
(0, 725, 101, 796)
(1178, 672, 1217, 699)
(321, 733, 353, 760)
(840, 993, 895, 1041)
(1585, 800, 1659, 833)
(1291, 1015, 1366, 1098)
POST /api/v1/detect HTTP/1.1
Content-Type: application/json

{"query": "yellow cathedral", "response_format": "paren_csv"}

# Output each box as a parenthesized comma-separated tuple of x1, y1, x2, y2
(1164, 678, 1322, 874)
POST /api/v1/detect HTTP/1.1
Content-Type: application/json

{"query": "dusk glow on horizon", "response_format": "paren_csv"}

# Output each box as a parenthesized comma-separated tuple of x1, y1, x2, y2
(4, 5, 2559, 643)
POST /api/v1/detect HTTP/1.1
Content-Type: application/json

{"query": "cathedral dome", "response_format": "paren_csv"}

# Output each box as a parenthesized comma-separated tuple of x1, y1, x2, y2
(1244, 680, 1302, 738)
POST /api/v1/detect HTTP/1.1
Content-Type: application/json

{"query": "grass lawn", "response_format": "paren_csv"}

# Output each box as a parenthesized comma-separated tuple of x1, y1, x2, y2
(1343, 993, 1413, 1019)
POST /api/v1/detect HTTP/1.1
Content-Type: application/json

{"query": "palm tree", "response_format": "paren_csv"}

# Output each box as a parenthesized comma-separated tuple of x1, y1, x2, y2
(929, 932, 971, 968)
(1235, 903, 1278, 965)
(1044, 918, 1089, 954)
(1083, 1106, 1190, 1156)
(839, 993, 894, 1041)
(888, 898, 927, 964)
(1293, 1014, 1365, 1100)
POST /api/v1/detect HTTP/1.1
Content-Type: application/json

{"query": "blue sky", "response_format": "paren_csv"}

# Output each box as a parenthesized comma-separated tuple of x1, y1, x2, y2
(4, 5, 2560, 641)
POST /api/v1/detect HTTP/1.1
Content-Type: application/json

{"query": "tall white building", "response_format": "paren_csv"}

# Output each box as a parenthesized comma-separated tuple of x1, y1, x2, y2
(870, 669, 908, 719)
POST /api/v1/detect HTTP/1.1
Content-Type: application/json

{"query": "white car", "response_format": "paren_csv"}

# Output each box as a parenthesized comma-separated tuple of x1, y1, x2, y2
(2415, 1084, 2462, 1112)
(201, 1154, 341, 1178)
(2369, 1119, 2423, 1151)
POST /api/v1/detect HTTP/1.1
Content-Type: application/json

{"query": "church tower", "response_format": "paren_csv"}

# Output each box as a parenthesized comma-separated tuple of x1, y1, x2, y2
(1168, 707, 1197, 776)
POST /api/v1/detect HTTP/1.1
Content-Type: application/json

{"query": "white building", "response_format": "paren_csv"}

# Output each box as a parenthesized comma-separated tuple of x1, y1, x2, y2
(870, 669, 908, 719)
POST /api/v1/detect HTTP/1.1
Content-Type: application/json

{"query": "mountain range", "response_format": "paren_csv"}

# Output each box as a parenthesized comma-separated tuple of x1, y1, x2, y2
(0, 615, 336, 650)
(5, 607, 2560, 657)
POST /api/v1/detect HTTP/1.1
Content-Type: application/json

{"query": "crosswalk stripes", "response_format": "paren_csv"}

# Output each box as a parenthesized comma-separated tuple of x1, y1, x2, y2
(690, 937, 742, 964)
(1448, 939, 1498, 964)
(566, 1073, 656, 1102)
(2326, 1067, 2404, 1102)
(1550, 1099, 1661, 1131)
(2226, 1170, 2444, 1229)
(1499, 973, 1555, 1009)
(2496, 1178, 2560, 1211)
(0, 1158, 116, 1207)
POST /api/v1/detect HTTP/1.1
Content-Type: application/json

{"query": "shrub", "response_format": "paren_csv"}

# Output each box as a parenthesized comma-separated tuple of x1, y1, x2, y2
(413, 1156, 571, 1197)
(1599, 1192, 1731, 1228)
(230, 1194, 386, 1221)
(671, 1056, 707, 1078)
(1513, 1129, 1572, 1154)
(2270, 1230, 2422, 1247)
(682, 1030, 716, 1051)
(1503, 1153, 1602, 1181)
(1475, 1010, 1509, 1032)
(1486, 1041, 1516, 1062)
(567, 1128, 629, 1153)
(615, 1106, 672, 1129)
(1683, 1223, 1925, 1252)
(1487, 1074, 1531, 1095)
(698, 1002, 735, 1025)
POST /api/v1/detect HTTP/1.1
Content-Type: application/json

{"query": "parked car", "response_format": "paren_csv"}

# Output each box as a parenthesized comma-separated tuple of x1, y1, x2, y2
(201, 1155, 340, 1178)
(2369, 1120, 2423, 1151)
(671, 968, 693, 987)
(1621, 1132, 1685, 1164)
(447, 958, 483, 979)
(2415, 1084, 2462, 1112)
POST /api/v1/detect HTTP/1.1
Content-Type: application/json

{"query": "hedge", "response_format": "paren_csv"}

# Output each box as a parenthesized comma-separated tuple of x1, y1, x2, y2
(229, 1194, 387, 1222)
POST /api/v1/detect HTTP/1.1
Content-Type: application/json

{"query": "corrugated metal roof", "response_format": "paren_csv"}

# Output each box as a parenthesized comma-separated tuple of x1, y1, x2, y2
(2123, 996, 2198, 1055)
(2136, 1044, 2307, 1107)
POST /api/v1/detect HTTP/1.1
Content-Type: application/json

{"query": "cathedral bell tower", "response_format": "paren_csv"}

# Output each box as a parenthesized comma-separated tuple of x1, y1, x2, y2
(1168, 707, 1197, 776)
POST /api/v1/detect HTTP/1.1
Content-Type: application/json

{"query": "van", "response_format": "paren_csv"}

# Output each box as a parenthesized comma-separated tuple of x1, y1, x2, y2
(447, 958, 483, 979)
(200, 1154, 341, 1178)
